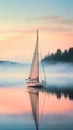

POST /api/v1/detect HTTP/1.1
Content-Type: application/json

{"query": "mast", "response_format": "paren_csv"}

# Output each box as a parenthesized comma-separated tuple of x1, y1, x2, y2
(37, 30, 39, 82)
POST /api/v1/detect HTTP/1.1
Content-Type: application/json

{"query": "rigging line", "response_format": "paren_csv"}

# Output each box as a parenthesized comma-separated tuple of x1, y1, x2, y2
(40, 53, 46, 84)
(39, 52, 42, 81)
(40, 92, 46, 119)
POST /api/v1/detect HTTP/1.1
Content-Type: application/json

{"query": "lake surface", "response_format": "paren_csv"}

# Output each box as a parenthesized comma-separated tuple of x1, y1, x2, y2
(0, 62, 73, 130)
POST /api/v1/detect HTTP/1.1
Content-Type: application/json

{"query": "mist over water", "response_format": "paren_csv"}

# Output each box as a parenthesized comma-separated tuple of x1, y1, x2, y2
(40, 62, 73, 87)
(0, 62, 73, 88)
(0, 62, 27, 87)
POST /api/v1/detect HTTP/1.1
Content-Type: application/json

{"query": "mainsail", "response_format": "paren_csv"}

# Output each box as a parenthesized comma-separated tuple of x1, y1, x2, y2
(29, 90, 39, 130)
(29, 30, 39, 82)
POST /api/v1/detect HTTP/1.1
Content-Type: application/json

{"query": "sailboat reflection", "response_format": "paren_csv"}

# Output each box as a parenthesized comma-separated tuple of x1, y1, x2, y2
(27, 87, 39, 130)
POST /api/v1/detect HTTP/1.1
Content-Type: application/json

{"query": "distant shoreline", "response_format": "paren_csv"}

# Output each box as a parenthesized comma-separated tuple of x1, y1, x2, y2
(42, 47, 73, 63)
(0, 60, 19, 65)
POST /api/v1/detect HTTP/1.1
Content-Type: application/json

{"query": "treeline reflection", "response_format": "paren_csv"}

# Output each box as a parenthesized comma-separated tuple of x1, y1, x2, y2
(45, 86, 73, 100)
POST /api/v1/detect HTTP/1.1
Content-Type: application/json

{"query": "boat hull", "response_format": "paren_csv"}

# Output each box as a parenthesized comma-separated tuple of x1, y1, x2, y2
(27, 82, 45, 88)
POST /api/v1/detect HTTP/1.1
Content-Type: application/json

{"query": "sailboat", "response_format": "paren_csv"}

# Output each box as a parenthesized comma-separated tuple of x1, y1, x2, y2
(26, 30, 46, 88)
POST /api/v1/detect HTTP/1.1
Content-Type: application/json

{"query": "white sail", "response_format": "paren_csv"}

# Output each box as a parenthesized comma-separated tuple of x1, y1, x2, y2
(29, 30, 39, 82)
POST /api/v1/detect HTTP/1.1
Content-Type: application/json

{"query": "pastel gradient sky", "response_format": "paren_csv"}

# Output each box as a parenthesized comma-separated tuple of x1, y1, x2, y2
(0, 0, 73, 61)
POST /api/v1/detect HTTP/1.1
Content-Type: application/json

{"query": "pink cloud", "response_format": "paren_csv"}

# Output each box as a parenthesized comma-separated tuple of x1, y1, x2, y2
(29, 15, 73, 33)
(31, 15, 73, 25)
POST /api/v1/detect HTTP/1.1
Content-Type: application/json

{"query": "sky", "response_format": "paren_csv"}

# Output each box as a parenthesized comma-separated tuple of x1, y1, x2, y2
(0, 0, 73, 62)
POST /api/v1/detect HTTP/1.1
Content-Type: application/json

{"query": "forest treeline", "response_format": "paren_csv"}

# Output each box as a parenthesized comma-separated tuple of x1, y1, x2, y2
(43, 47, 73, 62)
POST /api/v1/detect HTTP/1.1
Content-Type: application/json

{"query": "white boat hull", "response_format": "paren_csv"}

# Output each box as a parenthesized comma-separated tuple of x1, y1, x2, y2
(27, 81, 45, 88)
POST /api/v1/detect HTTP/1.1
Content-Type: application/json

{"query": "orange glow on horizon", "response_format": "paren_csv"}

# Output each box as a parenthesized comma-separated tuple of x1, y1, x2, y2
(0, 29, 73, 61)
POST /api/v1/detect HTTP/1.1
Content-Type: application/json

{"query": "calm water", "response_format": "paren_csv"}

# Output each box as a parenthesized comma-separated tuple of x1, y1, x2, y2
(0, 62, 73, 130)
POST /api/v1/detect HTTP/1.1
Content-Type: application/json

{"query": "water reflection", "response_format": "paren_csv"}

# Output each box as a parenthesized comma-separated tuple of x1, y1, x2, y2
(45, 86, 73, 100)
(26, 85, 73, 130)
(0, 85, 73, 130)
